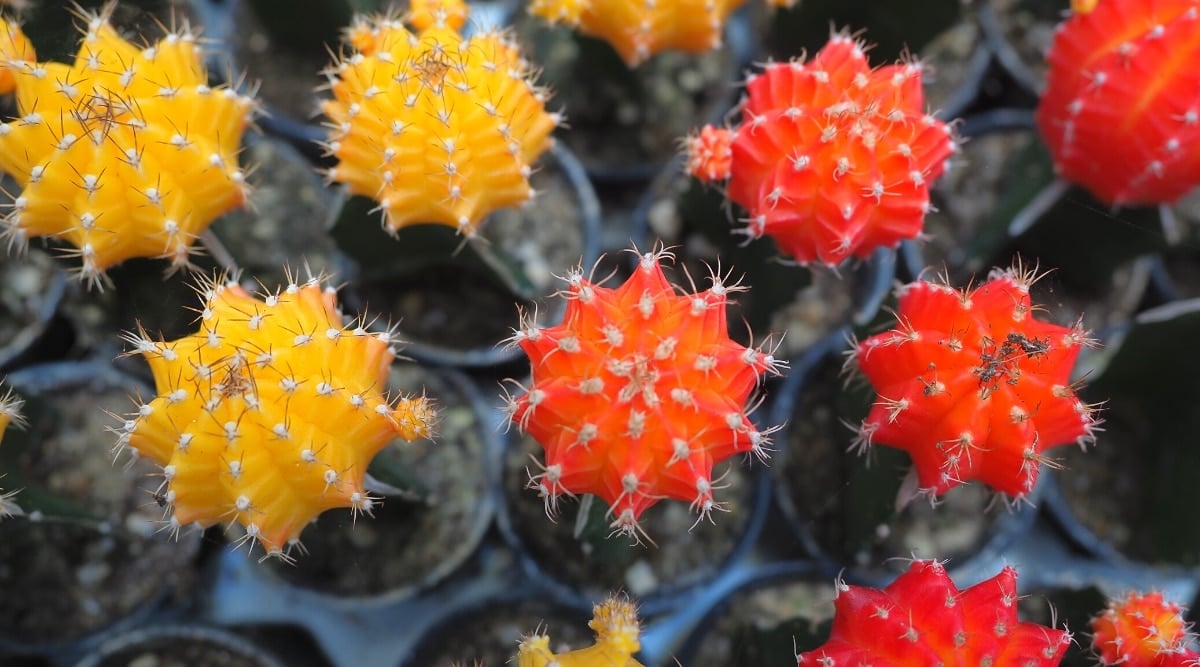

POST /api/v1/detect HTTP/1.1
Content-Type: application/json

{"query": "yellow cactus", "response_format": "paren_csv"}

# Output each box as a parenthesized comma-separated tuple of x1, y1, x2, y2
(517, 595, 645, 667)
(527, 0, 748, 66)
(118, 271, 437, 559)
(323, 0, 561, 237)
(0, 18, 34, 95)
(0, 4, 256, 288)
(0, 381, 25, 518)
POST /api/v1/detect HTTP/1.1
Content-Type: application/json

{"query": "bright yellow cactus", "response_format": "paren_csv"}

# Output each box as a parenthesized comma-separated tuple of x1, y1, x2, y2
(323, 0, 561, 237)
(528, 0, 749, 66)
(0, 381, 25, 518)
(0, 4, 256, 288)
(118, 271, 437, 559)
(517, 595, 645, 667)
(0, 18, 34, 95)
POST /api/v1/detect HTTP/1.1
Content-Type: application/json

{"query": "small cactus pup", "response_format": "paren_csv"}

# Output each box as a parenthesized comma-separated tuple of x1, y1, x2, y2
(0, 381, 26, 517)
(322, 0, 560, 239)
(797, 560, 1072, 665)
(1092, 591, 1200, 667)
(685, 29, 957, 268)
(118, 270, 437, 560)
(1036, 0, 1200, 208)
(517, 594, 645, 667)
(504, 244, 783, 542)
(849, 262, 1102, 504)
(527, 0, 751, 67)
(0, 3, 257, 288)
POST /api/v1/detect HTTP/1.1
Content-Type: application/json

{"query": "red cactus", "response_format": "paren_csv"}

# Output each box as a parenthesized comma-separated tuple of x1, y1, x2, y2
(1036, 0, 1200, 206)
(686, 31, 956, 267)
(850, 264, 1102, 501)
(1092, 591, 1199, 667)
(503, 245, 782, 541)
(797, 560, 1072, 666)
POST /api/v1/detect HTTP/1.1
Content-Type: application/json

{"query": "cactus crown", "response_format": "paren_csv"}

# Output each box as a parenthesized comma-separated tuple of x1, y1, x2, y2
(118, 269, 436, 559)
(0, 3, 256, 288)
(516, 594, 645, 667)
(323, 0, 560, 238)
(850, 262, 1102, 501)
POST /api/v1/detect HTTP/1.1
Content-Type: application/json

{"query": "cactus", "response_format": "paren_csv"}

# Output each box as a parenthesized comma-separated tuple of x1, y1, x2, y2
(517, 594, 645, 667)
(527, 0, 751, 67)
(1092, 591, 1200, 667)
(0, 4, 257, 288)
(685, 30, 957, 267)
(116, 270, 437, 559)
(849, 263, 1102, 502)
(323, 0, 560, 239)
(0, 18, 33, 95)
(1036, 0, 1200, 207)
(0, 381, 25, 517)
(503, 244, 782, 541)
(797, 560, 1072, 666)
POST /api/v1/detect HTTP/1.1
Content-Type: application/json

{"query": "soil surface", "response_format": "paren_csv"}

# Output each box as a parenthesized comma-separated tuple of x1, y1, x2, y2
(413, 599, 593, 667)
(988, 0, 1069, 92)
(505, 430, 757, 600)
(90, 634, 272, 667)
(264, 363, 490, 597)
(692, 579, 837, 667)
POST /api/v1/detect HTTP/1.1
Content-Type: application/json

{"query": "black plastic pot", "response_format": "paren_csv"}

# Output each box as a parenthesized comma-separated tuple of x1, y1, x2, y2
(0, 360, 202, 660)
(71, 624, 287, 667)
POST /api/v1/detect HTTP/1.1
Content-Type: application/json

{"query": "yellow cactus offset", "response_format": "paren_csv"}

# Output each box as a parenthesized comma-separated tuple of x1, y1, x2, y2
(517, 595, 645, 667)
(528, 0, 748, 66)
(117, 270, 437, 559)
(323, 0, 561, 237)
(0, 4, 256, 288)
(0, 381, 26, 518)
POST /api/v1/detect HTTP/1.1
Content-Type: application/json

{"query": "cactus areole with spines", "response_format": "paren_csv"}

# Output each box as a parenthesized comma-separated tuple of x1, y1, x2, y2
(323, 0, 560, 238)
(851, 265, 1101, 501)
(686, 31, 957, 267)
(1092, 591, 1200, 667)
(505, 246, 783, 541)
(517, 594, 646, 667)
(797, 560, 1072, 666)
(0, 5, 256, 287)
(1037, 0, 1200, 206)
(119, 272, 436, 559)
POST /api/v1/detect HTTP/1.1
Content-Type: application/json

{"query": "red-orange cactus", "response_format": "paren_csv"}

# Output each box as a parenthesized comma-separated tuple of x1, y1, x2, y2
(850, 264, 1101, 501)
(1036, 0, 1200, 206)
(686, 31, 956, 267)
(797, 560, 1072, 666)
(504, 245, 782, 541)
(1092, 591, 1199, 667)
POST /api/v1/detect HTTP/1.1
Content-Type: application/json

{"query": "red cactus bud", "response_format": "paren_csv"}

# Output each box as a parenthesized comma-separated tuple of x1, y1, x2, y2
(851, 263, 1101, 501)
(504, 245, 782, 542)
(1092, 591, 1199, 667)
(685, 125, 734, 182)
(797, 560, 1072, 666)
(689, 31, 956, 267)
(1036, 0, 1200, 206)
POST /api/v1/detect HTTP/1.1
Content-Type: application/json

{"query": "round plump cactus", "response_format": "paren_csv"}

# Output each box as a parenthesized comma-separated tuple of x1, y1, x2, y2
(517, 594, 645, 667)
(1036, 0, 1200, 206)
(685, 30, 957, 267)
(0, 5, 257, 287)
(117, 270, 437, 559)
(849, 263, 1102, 502)
(503, 244, 782, 542)
(797, 560, 1072, 666)
(1092, 591, 1199, 667)
(322, 0, 561, 238)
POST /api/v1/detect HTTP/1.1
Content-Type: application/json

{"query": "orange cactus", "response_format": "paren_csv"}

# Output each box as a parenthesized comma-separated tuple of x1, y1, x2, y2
(687, 31, 956, 267)
(1092, 591, 1199, 667)
(504, 245, 782, 540)
(118, 271, 437, 558)
(1037, 0, 1200, 206)
(0, 5, 256, 287)
(683, 125, 733, 182)
(323, 0, 560, 238)
(850, 264, 1102, 501)
(797, 560, 1072, 666)
(517, 594, 645, 667)
(528, 0, 748, 66)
